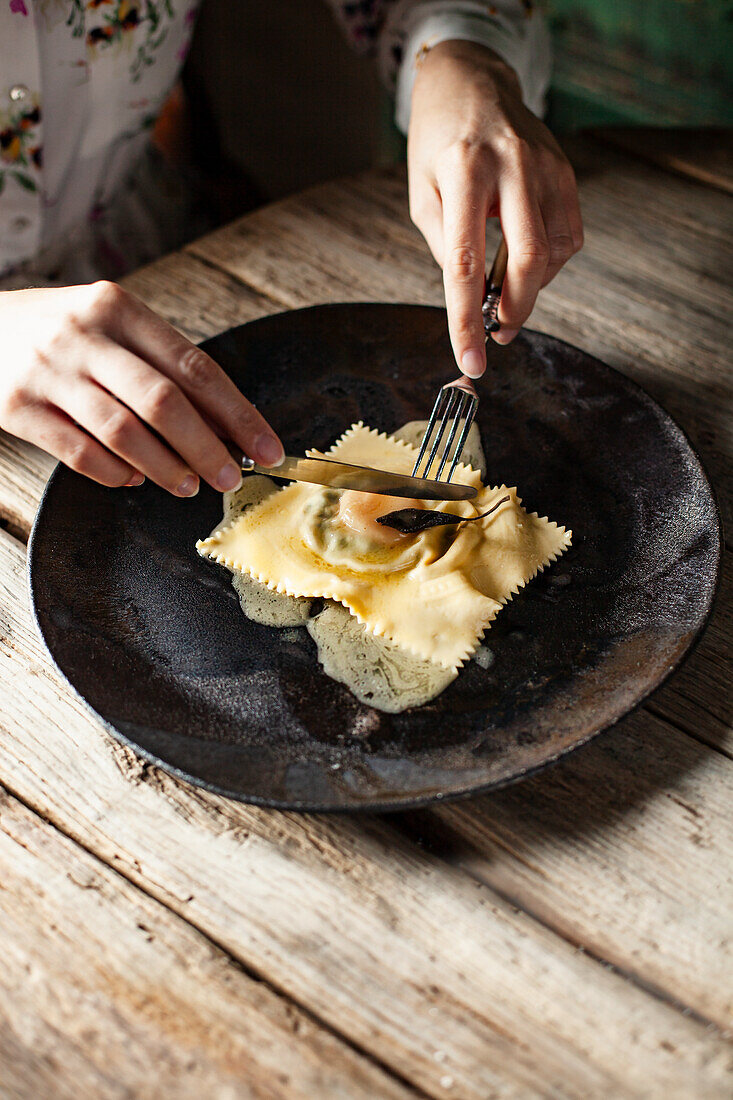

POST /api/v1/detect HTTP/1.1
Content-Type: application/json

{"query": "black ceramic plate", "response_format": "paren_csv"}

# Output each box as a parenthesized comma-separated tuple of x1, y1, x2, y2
(28, 305, 720, 812)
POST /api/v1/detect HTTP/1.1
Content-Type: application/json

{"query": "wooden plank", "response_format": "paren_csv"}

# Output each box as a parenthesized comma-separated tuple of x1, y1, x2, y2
(398, 706, 733, 1031)
(0, 432, 55, 542)
(0, 789, 414, 1100)
(121, 249, 284, 344)
(0, 528, 731, 1097)
(186, 167, 439, 310)
(187, 150, 733, 336)
(591, 128, 733, 195)
(186, 149, 733, 534)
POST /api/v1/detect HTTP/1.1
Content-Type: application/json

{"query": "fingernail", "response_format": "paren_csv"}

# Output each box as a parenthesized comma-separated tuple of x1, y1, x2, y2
(126, 473, 145, 487)
(461, 348, 485, 378)
(254, 434, 284, 467)
(176, 475, 199, 497)
(216, 462, 242, 492)
(492, 328, 519, 346)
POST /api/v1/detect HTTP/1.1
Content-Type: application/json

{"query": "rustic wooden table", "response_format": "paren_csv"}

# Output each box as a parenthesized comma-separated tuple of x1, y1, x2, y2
(1, 132, 731, 1099)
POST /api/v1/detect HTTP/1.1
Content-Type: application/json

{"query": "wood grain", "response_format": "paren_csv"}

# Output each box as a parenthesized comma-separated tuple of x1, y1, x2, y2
(0, 789, 414, 1100)
(1, 526, 731, 1097)
(121, 249, 284, 343)
(591, 128, 733, 195)
(1, 138, 730, 1097)
(398, 706, 733, 1029)
(0, 412, 729, 1016)
(187, 149, 733, 534)
(0, 431, 55, 541)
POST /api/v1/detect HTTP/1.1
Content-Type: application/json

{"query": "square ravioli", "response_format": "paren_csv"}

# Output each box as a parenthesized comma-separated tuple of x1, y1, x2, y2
(196, 424, 572, 670)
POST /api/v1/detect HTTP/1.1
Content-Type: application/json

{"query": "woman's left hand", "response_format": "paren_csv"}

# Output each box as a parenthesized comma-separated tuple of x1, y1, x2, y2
(407, 38, 583, 378)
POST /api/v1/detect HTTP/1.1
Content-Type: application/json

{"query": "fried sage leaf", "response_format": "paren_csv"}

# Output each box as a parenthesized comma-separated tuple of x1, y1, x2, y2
(376, 495, 511, 534)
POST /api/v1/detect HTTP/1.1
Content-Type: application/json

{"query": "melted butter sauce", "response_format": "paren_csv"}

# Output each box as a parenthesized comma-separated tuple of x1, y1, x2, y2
(306, 603, 457, 713)
(220, 476, 312, 627)
(215, 423, 487, 712)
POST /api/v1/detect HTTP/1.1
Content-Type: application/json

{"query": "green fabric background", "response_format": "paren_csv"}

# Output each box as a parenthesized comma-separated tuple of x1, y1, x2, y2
(546, 0, 733, 129)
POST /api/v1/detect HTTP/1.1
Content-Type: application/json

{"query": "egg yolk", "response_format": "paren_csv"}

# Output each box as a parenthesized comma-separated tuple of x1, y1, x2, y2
(337, 490, 424, 546)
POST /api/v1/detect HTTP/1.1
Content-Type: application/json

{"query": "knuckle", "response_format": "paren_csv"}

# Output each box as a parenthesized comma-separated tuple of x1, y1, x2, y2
(438, 138, 492, 182)
(1, 382, 32, 420)
(66, 436, 99, 473)
(491, 130, 517, 163)
(507, 135, 534, 169)
(100, 408, 136, 450)
(443, 137, 486, 164)
(538, 145, 563, 174)
(229, 403, 262, 444)
(176, 345, 216, 391)
(515, 237, 550, 271)
(446, 244, 483, 282)
(145, 378, 181, 421)
(548, 234, 575, 263)
(84, 279, 125, 322)
(558, 164, 581, 203)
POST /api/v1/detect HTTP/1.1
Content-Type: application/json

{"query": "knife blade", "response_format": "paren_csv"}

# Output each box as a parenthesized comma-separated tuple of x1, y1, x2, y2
(241, 455, 477, 501)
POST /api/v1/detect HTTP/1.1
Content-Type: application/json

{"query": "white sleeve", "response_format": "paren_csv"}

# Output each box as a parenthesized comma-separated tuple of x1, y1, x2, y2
(380, 1, 552, 133)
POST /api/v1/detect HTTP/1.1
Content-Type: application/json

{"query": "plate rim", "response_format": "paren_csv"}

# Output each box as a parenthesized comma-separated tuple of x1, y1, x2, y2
(26, 305, 724, 812)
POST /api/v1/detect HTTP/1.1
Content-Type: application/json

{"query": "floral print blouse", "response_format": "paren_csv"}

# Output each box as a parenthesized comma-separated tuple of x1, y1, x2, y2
(0, 1, 548, 283)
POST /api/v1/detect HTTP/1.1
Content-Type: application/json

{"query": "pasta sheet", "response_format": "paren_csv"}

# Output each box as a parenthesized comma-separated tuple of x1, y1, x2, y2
(196, 424, 571, 670)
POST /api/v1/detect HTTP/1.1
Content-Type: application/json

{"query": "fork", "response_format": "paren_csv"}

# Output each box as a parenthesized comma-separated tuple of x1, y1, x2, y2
(411, 375, 479, 483)
(411, 235, 506, 482)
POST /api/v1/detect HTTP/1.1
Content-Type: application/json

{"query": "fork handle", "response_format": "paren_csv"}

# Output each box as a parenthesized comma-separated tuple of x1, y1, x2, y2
(482, 234, 509, 335)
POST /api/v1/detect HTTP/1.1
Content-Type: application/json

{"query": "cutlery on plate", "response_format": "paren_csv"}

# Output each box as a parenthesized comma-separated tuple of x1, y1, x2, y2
(240, 454, 477, 501)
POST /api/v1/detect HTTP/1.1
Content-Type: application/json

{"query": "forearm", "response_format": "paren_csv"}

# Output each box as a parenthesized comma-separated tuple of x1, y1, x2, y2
(323, 0, 550, 122)
(384, 1, 551, 132)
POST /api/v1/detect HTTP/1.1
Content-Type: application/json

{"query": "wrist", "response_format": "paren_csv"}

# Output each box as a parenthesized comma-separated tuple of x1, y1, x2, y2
(419, 38, 523, 101)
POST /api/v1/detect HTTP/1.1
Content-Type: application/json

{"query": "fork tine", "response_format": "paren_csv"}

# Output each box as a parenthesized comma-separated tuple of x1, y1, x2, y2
(411, 388, 449, 477)
(422, 387, 460, 478)
(445, 394, 478, 481)
(413, 377, 479, 483)
(435, 389, 471, 480)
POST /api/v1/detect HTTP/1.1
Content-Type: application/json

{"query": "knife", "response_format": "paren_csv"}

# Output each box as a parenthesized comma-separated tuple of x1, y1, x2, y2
(240, 455, 477, 501)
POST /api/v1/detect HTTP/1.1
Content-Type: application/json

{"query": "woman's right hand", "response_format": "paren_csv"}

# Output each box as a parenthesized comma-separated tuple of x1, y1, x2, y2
(0, 282, 284, 495)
